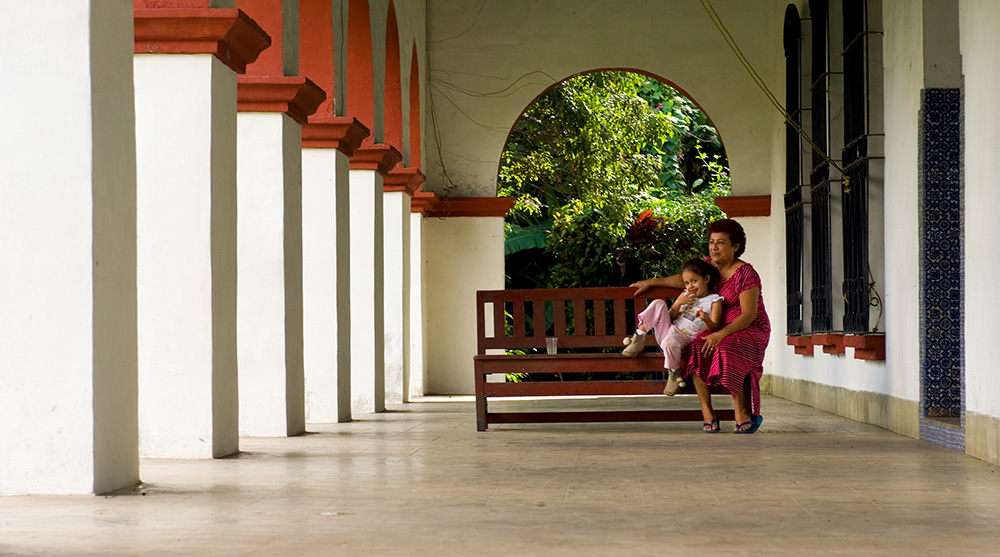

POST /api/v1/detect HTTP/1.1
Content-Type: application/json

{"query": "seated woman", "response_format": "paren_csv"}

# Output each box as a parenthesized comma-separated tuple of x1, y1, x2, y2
(632, 219, 770, 434)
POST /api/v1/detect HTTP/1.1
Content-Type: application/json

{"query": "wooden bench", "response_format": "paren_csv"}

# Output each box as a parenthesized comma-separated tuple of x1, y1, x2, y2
(474, 286, 735, 431)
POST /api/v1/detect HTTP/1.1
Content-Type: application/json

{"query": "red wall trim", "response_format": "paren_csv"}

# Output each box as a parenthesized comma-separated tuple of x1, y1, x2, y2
(236, 76, 325, 125)
(714, 195, 772, 217)
(844, 334, 886, 361)
(349, 144, 402, 175)
(302, 117, 369, 156)
(787, 333, 885, 361)
(812, 333, 846, 355)
(134, 9, 271, 74)
(384, 168, 426, 196)
(426, 197, 515, 218)
(786, 335, 814, 356)
(410, 188, 439, 214)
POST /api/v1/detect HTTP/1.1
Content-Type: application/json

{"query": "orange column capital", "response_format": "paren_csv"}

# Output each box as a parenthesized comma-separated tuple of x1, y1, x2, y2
(134, 8, 271, 74)
(383, 168, 426, 196)
(236, 75, 326, 125)
(410, 187, 440, 215)
(349, 144, 402, 176)
(301, 117, 370, 156)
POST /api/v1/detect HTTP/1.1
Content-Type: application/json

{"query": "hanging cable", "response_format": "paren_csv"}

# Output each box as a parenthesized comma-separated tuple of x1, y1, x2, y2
(698, 0, 849, 188)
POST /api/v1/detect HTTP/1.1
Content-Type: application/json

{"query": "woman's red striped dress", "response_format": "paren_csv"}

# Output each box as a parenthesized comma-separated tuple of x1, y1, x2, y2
(686, 261, 770, 415)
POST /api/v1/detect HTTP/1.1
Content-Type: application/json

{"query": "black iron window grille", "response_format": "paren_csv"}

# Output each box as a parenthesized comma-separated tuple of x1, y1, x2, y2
(841, 0, 870, 333)
(784, 5, 804, 335)
(809, 0, 834, 333)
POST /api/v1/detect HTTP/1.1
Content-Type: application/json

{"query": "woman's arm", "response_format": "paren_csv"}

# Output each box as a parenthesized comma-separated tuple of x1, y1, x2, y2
(700, 287, 760, 354)
(631, 274, 683, 296)
(698, 299, 724, 332)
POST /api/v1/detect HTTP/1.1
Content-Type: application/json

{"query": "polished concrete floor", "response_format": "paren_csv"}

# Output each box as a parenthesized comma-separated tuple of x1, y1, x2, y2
(2, 395, 999, 556)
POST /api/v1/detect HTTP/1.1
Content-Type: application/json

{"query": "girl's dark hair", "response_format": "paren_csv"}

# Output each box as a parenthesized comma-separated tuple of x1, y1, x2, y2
(680, 257, 720, 288)
(707, 218, 747, 257)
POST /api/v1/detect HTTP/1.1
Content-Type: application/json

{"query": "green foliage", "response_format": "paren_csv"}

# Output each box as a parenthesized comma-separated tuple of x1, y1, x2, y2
(499, 70, 731, 288)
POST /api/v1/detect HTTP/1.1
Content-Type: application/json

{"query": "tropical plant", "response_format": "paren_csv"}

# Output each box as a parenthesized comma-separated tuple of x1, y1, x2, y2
(499, 70, 731, 289)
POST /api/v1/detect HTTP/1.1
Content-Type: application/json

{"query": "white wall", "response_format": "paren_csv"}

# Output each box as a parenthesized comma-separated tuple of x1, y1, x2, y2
(423, 217, 505, 394)
(764, 0, 923, 402)
(425, 0, 784, 199)
(960, 0, 1000, 420)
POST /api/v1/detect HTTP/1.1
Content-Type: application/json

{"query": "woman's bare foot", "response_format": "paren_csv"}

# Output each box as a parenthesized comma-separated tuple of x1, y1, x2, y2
(703, 416, 720, 432)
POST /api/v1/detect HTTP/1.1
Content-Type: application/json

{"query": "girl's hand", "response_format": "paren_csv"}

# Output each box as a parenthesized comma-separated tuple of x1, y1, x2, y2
(701, 331, 727, 355)
(630, 279, 653, 296)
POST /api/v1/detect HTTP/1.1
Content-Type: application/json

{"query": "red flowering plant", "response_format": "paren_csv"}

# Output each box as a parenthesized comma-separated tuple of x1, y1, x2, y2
(615, 199, 724, 284)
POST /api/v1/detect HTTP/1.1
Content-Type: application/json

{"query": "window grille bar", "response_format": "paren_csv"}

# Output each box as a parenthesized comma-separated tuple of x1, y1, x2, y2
(809, 0, 833, 333)
(841, 0, 870, 333)
(784, 4, 804, 335)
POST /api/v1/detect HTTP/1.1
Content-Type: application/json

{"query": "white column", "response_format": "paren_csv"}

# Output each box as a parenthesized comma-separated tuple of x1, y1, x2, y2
(134, 54, 240, 459)
(383, 190, 412, 404)
(349, 169, 386, 414)
(302, 147, 353, 423)
(408, 211, 428, 398)
(237, 112, 306, 436)
(0, 1, 139, 494)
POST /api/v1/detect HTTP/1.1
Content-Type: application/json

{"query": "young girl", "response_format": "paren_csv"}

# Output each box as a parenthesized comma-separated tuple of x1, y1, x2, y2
(621, 258, 724, 396)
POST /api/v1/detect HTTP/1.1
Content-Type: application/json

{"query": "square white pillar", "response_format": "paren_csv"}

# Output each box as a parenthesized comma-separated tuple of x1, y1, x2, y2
(408, 212, 429, 398)
(134, 53, 240, 459)
(302, 147, 353, 423)
(349, 169, 386, 414)
(0, 1, 139, 494)
(237, 112, 306, 436)
(383, 190, 412, 404)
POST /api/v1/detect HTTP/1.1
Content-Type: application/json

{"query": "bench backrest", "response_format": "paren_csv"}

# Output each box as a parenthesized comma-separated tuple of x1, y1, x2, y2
(476, 286, 682, 354)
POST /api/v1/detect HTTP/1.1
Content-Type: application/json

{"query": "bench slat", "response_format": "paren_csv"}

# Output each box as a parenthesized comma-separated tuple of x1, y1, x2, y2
(486, 380, 668, 397)
(512, 299, 526, 339)
(573, 298, 586, 336)
(553, 300, 566, 337)
(594, 299, 606, 337)
(486, 410, 736, 426)
(493, 299, 505, 344)
(475, 353, 664, 374)
(613, 298, 627, 337)
(533, 300, 544, 337)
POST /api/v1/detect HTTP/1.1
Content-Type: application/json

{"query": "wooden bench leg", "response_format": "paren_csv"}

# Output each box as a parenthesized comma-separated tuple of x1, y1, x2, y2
(474, 361, 488, 431)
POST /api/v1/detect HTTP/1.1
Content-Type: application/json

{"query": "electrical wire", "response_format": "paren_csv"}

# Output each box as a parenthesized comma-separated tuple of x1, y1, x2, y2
(698, 0, 849, 186)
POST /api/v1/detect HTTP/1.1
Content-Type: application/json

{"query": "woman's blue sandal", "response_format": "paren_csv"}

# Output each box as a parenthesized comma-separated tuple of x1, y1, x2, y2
(703, 417, 719, 433)
(734, 414, 763, 434)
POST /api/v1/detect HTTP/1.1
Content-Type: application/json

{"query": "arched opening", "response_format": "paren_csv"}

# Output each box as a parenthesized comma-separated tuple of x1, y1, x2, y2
(408, 44, 421, 168)
(498, 69, 729, 290)
(383, 1, 403, 158)
(347, 0, 375, 143)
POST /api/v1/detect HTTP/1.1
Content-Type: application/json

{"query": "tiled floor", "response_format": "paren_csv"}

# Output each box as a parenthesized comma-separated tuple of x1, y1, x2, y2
(2, 395, 999, 556)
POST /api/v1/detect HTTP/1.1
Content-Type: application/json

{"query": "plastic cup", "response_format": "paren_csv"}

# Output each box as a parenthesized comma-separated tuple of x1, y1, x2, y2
(545, 337, 558, 354)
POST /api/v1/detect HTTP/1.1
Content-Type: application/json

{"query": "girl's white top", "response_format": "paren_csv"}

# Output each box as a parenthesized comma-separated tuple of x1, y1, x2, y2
(673, 293, 723, 336)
